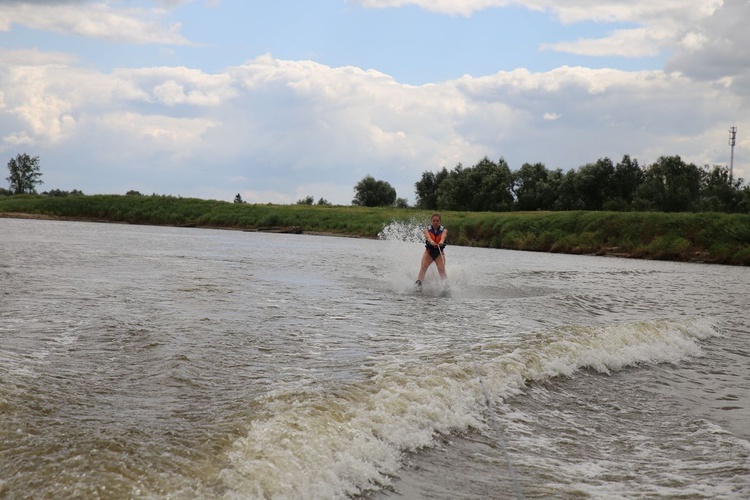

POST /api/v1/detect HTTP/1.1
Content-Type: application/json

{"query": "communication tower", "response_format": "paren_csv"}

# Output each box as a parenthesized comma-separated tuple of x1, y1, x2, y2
(729, 126, 737, 183)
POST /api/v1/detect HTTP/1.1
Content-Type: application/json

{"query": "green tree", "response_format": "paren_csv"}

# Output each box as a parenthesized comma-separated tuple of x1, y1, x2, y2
(296, 195, 314, 205)
(352, 175, 397, 207)
(414, 167, 448, 209)
(513, 162, 556, 211)
(606, 155, 643, 211)
(554, 169, 583, 211)
(635, 155, 702, 212)
(43, 189, 68, 197)
(6, 153, 43, 194)
(435, 158, 513, 211)
(316, 197, 331, 206)
(234, 193, 245, 204)
(576, 157, 615, 211)
(740, 186, 750, 213)
(435, 163, 471, 211)
(472, 157, 514, 211)
(699, 165, 743, 212)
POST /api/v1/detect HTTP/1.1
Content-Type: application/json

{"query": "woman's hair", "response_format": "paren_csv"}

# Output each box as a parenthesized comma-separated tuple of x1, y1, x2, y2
(431, 213, 441, 221)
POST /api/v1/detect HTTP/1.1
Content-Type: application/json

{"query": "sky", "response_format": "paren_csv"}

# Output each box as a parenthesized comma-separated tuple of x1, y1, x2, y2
(0, 0, 748, 205)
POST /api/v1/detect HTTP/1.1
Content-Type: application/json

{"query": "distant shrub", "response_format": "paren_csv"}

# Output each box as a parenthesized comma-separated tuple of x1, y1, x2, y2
(41, 189, 84, 197)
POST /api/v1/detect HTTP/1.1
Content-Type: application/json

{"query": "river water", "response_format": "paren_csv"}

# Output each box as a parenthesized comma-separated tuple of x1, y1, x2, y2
(1, 217, 748, 499)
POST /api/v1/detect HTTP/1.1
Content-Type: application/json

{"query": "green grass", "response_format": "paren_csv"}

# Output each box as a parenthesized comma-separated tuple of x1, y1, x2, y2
(2, 195, 749, 265)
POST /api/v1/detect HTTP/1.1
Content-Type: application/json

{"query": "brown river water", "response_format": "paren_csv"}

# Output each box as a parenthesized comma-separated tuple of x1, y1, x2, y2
(1, 217, 749, 499)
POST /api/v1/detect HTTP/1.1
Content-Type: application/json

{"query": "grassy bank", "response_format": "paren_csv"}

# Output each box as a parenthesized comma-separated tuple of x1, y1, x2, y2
(2, 194, 749, 265)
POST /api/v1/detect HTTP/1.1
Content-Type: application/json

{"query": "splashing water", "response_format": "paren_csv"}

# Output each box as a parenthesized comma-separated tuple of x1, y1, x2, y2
(377, 217, 428, 244)
(376, 218, 427, 292)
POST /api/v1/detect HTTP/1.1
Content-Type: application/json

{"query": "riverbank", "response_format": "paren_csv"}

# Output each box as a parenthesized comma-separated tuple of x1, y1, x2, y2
(0, 211, 362, 238)
(2, 194, 749, 265)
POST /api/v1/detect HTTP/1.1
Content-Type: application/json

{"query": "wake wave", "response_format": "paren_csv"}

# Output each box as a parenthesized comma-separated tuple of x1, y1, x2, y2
(218, 317, 719, 498)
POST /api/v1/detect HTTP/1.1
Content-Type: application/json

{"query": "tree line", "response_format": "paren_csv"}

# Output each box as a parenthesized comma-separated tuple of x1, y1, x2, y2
(408, 155, 749, 213)
(6, 152, 750, 213)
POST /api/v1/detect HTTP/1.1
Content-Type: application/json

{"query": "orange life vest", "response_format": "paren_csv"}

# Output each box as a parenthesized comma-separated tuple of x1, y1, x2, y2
(426, 225, 445, 249)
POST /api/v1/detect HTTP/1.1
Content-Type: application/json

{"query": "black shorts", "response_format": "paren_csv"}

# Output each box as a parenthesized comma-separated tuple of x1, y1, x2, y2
(427, 246, 444, 260)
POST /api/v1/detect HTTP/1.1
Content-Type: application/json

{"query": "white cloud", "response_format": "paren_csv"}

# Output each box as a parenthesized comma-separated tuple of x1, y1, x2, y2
(666, 0, 750, 83)
(116, 66, 237, 106)
(92, 111, 218, 160)
(0, 49, 746, 203)
(541, 27, 664, 58)
(0, 46, 77, 66)
(217, 54, 490, 176)
(0, 2, 193, 45)
(538, 1, 727, 61)
(351, 0, 722, 20)
(527, 0, 722, 25)
(3, 131, 34, 147)
(680, 31, 710, 52)
(350, 0, 516, 17)
(2, 65, 76, 142)
(354, 0, 724, 60)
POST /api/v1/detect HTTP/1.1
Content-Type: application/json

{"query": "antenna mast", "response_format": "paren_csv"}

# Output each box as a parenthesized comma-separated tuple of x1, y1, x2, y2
(729, 126, 737, 184)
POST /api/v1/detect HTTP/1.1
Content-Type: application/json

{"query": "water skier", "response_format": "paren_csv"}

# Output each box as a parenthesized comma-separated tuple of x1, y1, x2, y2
(415, 213, 448, 290)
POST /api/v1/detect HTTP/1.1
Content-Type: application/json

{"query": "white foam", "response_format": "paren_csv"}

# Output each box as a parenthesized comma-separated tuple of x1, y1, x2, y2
(218, 317, 721, 498)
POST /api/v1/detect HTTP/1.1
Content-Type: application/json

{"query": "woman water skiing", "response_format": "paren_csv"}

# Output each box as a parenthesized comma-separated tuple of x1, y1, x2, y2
(415, 213, 448, 290)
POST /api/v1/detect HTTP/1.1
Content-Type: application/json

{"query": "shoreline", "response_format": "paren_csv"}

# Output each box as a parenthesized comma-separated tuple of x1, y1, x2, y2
(0, 211, 368, 239)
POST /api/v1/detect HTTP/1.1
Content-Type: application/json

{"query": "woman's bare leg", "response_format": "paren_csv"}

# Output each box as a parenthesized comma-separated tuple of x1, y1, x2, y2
(435, 254, 447, 280)
(417, 251, 433, 282)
